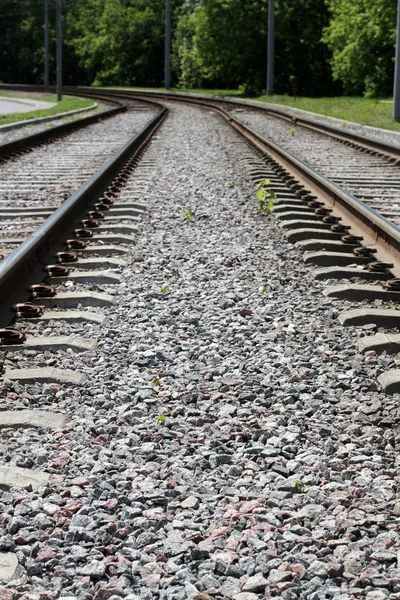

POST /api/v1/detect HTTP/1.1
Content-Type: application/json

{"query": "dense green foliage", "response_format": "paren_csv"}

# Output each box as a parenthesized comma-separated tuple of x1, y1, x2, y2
(0, 0, 398, 97)
(323, 0, 397, 96)
(181, 0, 337, 96)
(0, 0, 89, 85)
(68, 0, 168, 86)
(1, 0, 48, 84)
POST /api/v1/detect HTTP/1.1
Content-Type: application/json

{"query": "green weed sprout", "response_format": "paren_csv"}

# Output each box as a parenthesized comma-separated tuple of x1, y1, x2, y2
(256, 179, 277, 216)
(185, 209, 193, 221)
(293, 480, 303, 493)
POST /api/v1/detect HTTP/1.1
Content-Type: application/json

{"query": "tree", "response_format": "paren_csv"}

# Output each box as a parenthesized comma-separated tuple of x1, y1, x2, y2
(69, 0, 166, 86)
(174, 0, 337, 96)
(191, 0, 268, 92)
(0, 0, 184, 88)
(322, 0, 397, 96)
(275, 0, 338, 96)
(172, 2, 203, 88)
(0, 0, 45, 84)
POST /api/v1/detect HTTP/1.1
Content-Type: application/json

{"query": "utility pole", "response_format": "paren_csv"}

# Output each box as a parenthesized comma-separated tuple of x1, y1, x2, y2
(56, 0, 62, 101)
(164, 0, 171, 89)
(394, 0, 400, 121)
(44, 0, 49, 87)
(266, 0, 274, 95)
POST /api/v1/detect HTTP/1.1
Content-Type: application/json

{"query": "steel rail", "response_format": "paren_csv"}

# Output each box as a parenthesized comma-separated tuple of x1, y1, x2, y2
(92, 88, 400, 160)
(223, 110, 400, 264)
(91, 90, 400, 259)
(71, 87, 400, 269)
(62, 87, 164, 113)
(0, 105, 168, 326)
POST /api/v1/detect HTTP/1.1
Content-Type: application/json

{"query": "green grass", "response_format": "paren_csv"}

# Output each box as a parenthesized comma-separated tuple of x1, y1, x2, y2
(252, 95, 400, 131)
(113, 86, 400, 132)
(0, 92, 94, 126)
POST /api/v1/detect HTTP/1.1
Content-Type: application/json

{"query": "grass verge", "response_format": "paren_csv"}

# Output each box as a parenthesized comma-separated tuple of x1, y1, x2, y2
(252, 95, 399, 131)
(0, 93, 94, 126)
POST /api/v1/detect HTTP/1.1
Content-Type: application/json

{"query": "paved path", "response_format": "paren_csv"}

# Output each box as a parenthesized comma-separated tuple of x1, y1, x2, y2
(0, 96, 56, 114)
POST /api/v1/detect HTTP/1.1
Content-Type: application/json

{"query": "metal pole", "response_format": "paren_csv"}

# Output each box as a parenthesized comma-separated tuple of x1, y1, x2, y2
(266, 0, 275, 95)
(164, 0, 171, 89)
(44, 0, 49, 87)
(394, 0, 400, 121)
(56, 0, 62, 101)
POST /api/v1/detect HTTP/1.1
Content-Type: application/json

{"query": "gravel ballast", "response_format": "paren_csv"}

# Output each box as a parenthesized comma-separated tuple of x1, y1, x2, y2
(0, 108, 158, 208)
(0, 103, 399, 600)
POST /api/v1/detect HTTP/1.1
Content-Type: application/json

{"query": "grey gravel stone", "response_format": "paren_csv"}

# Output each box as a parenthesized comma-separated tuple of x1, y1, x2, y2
(0, 101, 398, 600)
(241, 573, 268, 592)
(0, 552, 19, 583)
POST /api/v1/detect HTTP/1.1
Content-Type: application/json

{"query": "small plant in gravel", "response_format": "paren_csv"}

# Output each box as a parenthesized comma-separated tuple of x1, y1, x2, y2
(256, 179, 277, 216)
(260, 285, 270, 295)
(290, 127, 296, 136)
(160, 285, 171, 295)
(233, 180, 238, 186)
(185, 209, 194, 221)
(293, 480, 303, 493)
(152, 377, 162, 387)
(157, 414, 166, 425)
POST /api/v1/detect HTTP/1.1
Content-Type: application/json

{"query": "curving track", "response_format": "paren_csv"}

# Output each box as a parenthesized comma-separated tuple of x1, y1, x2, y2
(0, 88, 399, 598)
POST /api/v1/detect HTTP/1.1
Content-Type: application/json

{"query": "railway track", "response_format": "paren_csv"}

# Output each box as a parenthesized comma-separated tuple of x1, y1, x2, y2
(0, 89, 399, 598)
(0, 102, 159, 268)
(94, 88, 400, 394)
